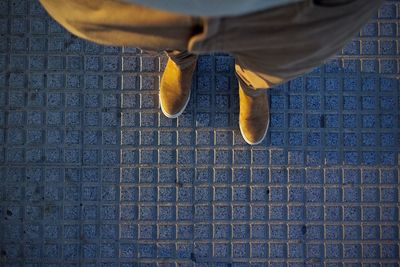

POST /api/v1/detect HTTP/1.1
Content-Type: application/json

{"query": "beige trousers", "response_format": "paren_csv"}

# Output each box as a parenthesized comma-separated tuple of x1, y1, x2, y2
(40, 0, 383, 96)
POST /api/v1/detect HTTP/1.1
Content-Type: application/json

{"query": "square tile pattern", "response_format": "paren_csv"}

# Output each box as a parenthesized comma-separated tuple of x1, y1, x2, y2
(0, 0, 399, 266)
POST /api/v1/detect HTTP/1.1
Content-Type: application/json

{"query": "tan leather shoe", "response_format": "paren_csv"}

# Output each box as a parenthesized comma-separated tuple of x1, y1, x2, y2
(159, 57, 197, 118)
(238, 81, 270, 145)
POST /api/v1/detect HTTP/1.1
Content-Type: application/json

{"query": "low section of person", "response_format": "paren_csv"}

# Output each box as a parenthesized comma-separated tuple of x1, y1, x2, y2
(39, 0, 383, 145)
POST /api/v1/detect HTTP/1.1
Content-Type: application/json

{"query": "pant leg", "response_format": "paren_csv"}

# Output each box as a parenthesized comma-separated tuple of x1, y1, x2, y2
(39, 0, 202, 51)
(166, 50, 198, 69)
(189, 0, 384, 96)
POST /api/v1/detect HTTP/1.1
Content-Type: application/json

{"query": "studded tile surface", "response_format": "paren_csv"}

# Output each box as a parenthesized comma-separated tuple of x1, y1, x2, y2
(0, 0, 399, 266)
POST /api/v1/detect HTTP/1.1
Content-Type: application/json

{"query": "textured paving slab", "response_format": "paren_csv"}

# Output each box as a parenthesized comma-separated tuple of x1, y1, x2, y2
(0, 0, 399, 266)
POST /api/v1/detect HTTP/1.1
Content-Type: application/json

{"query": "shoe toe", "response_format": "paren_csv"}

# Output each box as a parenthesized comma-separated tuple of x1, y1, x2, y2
(239, 118, 269, 145)
(159, 89, 191, 119)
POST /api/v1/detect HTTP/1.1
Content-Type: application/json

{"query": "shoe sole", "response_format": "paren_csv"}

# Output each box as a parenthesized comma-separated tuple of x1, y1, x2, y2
(239, 117, 270, 145)
(159, 90, 191, 119)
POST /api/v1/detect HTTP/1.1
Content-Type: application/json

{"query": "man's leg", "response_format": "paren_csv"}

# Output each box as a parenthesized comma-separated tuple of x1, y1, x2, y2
(235, 0, 383, 145)
(39, 0, 203, 118)
(189, 0, 384, 144)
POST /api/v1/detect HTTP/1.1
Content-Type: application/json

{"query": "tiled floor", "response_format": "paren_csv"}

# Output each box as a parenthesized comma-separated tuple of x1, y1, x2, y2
(0, 0, 399, 266)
